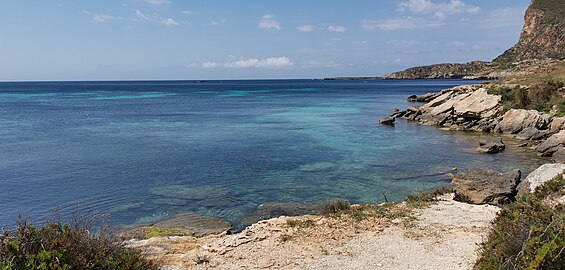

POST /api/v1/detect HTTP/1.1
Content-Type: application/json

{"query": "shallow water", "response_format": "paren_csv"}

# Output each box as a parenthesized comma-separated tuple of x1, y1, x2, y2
(0, 80, 548, 230)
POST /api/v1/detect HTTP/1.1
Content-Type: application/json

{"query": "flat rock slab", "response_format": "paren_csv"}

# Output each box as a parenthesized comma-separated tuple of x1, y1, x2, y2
(452, 168, 521, 205)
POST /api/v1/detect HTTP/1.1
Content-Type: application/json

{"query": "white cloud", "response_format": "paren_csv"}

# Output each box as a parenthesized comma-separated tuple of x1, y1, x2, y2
(145, 0, 170, 5)
(202, 62, 221, 69)
(135, 10, 151, 21)
(259, 15, 281, 30)
(135, 10, 178, 27)
(161, 18, 178, 26)
(327, 25, 347, 32)
(298, 24, 315, 32)
(92, 14, 122, 23)
(398, 0, 480, 19)
(386, 40, 419, 45)
(352, 40, 369, 45)
(180, 10, 195, 15)
(209, 19, 227, 26)
(361, 18, 444, 31)
(448, 40, 466, 46)
(202, 57, 293, 69)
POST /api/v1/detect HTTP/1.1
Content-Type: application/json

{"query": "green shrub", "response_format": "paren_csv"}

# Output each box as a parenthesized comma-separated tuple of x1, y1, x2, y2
(0, 216, 155, 270)
(475, 176, 565, 270)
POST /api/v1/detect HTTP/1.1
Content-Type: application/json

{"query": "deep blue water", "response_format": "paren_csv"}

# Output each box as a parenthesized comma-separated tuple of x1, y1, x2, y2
(0, 79, 548, 229)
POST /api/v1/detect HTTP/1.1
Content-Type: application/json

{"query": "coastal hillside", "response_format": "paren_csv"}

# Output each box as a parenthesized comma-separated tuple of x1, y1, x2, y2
(383, 61, 493, 80)
(385, 0, 565, 79)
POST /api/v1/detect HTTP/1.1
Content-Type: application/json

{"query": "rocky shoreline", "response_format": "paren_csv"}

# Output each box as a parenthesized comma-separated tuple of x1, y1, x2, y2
(382, 84, 565, 163)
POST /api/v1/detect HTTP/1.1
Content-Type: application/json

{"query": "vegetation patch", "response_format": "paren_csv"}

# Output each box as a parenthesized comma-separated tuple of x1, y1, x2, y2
(0, 216, 155, 270)
(475, 175, 565, 270)
(487, 77, 565, 114)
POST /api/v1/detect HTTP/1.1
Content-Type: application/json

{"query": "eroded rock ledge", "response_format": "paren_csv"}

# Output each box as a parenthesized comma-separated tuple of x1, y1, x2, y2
(387, 84, 565, 162)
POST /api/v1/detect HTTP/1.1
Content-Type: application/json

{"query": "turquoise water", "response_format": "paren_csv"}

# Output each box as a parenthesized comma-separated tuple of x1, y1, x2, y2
(0, 80, 548, 230)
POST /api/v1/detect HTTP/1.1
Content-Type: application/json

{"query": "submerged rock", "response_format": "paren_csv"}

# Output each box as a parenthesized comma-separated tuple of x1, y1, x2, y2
(517, 163, 565, 196)
(452, 168, 521, 205)
(153, 212, 231, 236)
(476, 138, 505, 154)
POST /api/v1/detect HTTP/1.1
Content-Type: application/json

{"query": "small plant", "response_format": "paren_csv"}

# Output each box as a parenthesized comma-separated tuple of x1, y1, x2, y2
(278, 234, 293, 243)
(286, 219, 316, 229)
(475, 175, 565, 270)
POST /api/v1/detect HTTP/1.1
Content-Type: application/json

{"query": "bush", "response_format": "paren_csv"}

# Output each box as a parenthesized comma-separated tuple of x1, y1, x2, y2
(475, 176, 565, 270)
(0, 216, 155, 270)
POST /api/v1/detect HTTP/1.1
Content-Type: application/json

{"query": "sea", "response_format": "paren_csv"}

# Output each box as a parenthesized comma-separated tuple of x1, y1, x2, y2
(0, 79, 548, 230)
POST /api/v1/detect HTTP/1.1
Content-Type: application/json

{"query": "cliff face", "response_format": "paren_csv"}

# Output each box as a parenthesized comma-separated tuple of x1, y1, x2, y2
(383, 61, 493, 80)
(495, 0, 565, 64)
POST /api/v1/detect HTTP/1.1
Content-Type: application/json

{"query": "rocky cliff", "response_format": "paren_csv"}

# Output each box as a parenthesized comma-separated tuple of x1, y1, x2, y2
(383, 61, 493, 80)
(384, 0, 565, 79)
(495, 0, 565, 64)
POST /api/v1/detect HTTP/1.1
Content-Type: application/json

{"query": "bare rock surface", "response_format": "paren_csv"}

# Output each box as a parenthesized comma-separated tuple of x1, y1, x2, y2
(498, 109, 549, 134)
(517, 163, 565, 196)
(452, 168, 521, 205)
(128, 195, 499, 270)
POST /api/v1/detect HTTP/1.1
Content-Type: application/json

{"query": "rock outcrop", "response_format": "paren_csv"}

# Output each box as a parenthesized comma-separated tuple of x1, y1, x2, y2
(401, 85, 504, 132)
(495, 0, 565, 64)
(452, 168, 521, 205)
(517, 163, 565, 196)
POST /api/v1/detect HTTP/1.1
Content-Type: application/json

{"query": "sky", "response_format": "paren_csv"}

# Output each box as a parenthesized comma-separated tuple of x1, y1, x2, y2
(0, 0, 531, 81)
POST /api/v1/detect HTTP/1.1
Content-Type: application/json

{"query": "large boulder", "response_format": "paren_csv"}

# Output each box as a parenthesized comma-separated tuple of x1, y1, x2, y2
(537, 130, 565, 156)
(517, 163, 565, 196)
(452, 88, 502, 119)
(498, 109, 551, 134)
(452, 168, 521, 205)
